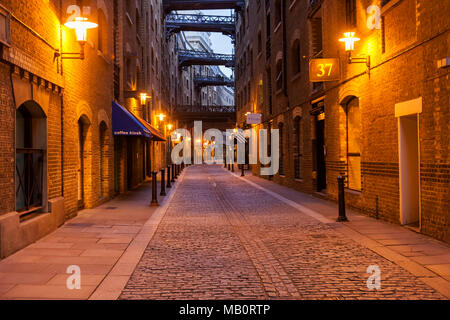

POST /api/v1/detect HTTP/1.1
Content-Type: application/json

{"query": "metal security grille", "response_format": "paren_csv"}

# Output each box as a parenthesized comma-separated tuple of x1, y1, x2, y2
(16, 148, 44, 212)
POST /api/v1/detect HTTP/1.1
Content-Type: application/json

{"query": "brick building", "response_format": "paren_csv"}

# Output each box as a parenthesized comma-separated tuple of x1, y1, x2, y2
(236, 0, 449, 243)
(112, 0, 169, 194)
(0, 0, 178, 258)
(0, 0, 116, 257)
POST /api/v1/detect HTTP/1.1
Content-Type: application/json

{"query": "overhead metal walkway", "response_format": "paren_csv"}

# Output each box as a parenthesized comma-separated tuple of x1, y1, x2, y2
(178, 50, 235, 68)
(194, 75, 234, 87)
(172, 105, 236, 124)
(165, 14, 236, 39)
(163, 0, 245, 15)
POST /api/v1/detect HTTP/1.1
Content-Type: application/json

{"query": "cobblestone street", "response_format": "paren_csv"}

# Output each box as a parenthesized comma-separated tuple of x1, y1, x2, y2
(120, 165, 447, 300)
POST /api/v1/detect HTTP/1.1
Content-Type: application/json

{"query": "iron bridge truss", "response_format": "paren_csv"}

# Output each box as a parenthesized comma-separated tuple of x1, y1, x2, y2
(165, 14, 236, 40)
(163, 0, 245, 15)
(178, 50, 235, 68)
(175, 105, 235, 113)
(194, 75, 234, 88)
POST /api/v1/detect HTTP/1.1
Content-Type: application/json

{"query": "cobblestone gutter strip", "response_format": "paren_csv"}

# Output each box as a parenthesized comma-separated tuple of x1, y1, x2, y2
(230, 172, 450, 299)
(212, 179, 301, 298)
(88, 171, 186, 300)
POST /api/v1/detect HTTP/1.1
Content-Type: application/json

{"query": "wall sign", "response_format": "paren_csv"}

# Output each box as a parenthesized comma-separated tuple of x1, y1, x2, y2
(309, 58, 341, 82)
(246, 113, 262, 125)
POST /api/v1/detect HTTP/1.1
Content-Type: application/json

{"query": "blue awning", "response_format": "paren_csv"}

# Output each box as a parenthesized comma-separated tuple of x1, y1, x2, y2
(112, 102, 151, 138)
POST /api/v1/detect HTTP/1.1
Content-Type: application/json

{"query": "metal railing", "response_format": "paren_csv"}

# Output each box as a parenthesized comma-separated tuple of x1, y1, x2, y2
(163, 0, 245, 14)
(194, 75, 234, 87)
(175, 105, 236, 113)
(166, 13, 236, 38)
(16, 149, 44, 212)
(178, 50, 235, 67)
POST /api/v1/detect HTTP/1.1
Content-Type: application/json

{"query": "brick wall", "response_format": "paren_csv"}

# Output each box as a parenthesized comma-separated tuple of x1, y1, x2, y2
(236, 0, 449, 243)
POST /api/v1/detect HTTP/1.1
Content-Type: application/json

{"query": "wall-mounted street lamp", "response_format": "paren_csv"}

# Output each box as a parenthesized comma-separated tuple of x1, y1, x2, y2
(157, 113, 166, 122)
(339, 32, 370, 68)
(140, 93, 149, 106)
(166, 124, 173, 131)
(56, 17, 98, 60)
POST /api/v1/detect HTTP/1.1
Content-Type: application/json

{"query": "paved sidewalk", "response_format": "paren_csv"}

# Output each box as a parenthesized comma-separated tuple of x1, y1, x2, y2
(0, 174, 180, 300)
(120, 165, 449, 300)
(238, 170, 450, 294)
(0, 165, 449, 300)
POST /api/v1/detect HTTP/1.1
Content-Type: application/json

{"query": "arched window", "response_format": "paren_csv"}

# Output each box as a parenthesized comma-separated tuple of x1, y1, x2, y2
(278, 123, 284, 175)
(292, 39, 301, 75)
(346, 97, 361, 191)
(16, 101, 47, 215)
(294, 116, 302, 179)
(97, 9, 108, 54)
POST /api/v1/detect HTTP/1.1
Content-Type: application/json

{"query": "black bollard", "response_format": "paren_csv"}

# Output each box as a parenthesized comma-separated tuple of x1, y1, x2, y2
(241, 164, 245, 177)
(337, 176, 348, 222)
(171, 164, 176, 182)
(167, 166, 172, 188)
(224, 161, 227, 168)
(160, 168, 166, 196)
(231, 162, 235, 172)
(150, 171, 159, 207)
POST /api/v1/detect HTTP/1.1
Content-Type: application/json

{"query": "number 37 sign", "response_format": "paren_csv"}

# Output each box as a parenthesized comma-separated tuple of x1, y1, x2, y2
(309, 58, 341, 82)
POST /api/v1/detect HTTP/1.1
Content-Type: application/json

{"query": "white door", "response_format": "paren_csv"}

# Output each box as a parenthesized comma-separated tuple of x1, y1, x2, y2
(398, 114, 420, 226)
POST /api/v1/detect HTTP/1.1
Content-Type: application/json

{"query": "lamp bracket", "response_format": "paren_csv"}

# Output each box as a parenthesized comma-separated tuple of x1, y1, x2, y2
(348, 52, 370, 68)
(57, 42, 85, 60)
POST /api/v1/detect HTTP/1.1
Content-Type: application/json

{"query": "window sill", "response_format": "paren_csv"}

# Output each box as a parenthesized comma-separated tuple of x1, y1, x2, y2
(275, 88, 284, 95)
(257, 51, 262, 60)
(345, 189, 362, 196)
(273, 22, 282, 34)
(295, 178, 304, 182)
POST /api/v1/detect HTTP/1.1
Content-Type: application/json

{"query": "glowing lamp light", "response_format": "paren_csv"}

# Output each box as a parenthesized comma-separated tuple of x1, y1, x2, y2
(167, 124, 173, 131)
(140, 93, 148, 105)
(339, 32, 360, 51)
(64, 17, 98, 43)
(158, 114, 166, 121)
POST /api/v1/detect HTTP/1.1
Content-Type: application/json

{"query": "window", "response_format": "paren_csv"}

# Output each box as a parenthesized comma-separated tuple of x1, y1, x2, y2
(0, 6, 11, 46)
(275, 0, 282, 27)
(294, 117, 302, 179)
(276, 59, 283, 91)
(346, 97, 361, 191)
(311, 18, 323, 55)
(292, 39, 301, 75)
(99, 121, 109, 199)
(136, 9, 140, 37)
(257, 31, 262, 54)
(97, 9, 108, 54)
(16, 101, 47, 216)
(278, 123, 284, 175)
(345, 0, 357, 27)
(381, 0, 392, 6)
(257, 80, 264, 107)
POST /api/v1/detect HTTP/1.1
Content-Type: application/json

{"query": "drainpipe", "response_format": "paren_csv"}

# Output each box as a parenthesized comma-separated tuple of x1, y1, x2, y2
(282, 0, 289, 104)
(60, 0, 64, 197)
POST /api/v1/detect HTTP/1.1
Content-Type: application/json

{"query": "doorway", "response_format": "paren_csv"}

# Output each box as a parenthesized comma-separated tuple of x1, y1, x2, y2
(78, 116, 90, 209)
(399, 114, 420, 226)
(315, 115, 327, 192)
